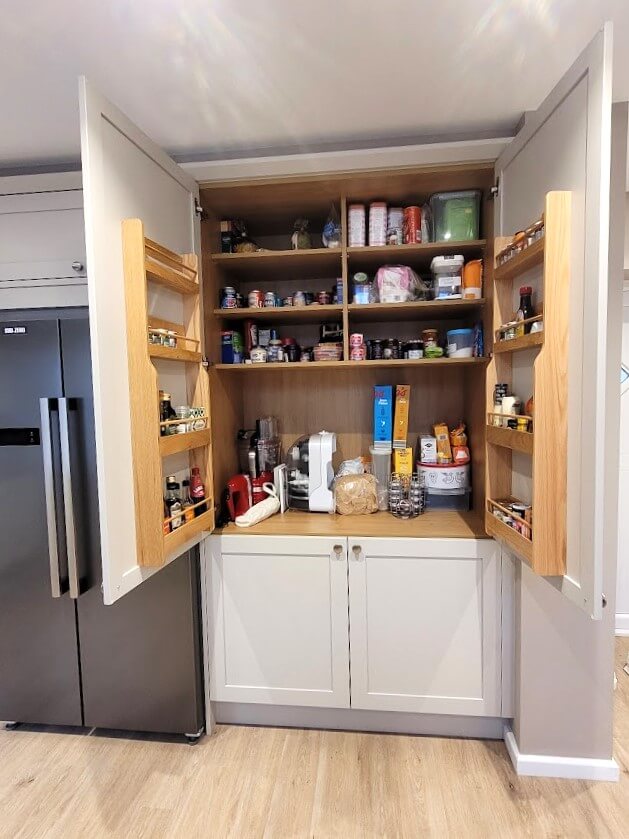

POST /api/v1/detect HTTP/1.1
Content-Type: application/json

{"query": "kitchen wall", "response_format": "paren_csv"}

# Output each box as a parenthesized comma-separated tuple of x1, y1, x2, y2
(616, 198, 629, 634)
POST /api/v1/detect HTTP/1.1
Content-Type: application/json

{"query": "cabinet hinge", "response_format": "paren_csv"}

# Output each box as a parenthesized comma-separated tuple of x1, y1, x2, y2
(489, 181, 499, 200)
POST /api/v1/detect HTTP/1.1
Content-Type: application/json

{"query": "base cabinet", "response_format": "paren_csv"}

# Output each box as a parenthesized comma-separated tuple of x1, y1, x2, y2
(207, 535, 350, 708)
(348, 538, 501, 716)
(206, 534, 503, 719)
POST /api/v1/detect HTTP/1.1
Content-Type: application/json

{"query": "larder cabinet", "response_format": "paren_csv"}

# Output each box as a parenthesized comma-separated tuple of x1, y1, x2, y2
(78, 22, 616, 632)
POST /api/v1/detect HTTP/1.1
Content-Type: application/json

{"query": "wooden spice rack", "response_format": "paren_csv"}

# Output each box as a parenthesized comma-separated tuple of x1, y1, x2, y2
(485, 191, 570, 576)
(122, 219, 214, 567)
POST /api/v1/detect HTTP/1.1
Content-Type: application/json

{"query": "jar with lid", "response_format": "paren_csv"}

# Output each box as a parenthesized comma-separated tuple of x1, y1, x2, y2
(404, 339, 423, 359)
(250, 345, 268, 363)
(368, 339, 384, 360)
(383, 339, 400, 360)
(267, 339, 284, 363)
(422, 328, 438, 349)
(159, 391, 176, 436)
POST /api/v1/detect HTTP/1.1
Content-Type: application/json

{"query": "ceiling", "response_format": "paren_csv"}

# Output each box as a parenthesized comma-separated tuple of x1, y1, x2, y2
(2, 0, 629, 171)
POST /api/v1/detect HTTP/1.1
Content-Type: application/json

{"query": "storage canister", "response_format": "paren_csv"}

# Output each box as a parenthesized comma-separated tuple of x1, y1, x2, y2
(348, 204, 366, 247)
(248, 290, 264, 308)
(446, 328, 474, 358)
(368, 202, 387, 247)
(429, 190, 481, 242)
(403, 206, 422, 244)
(462, 259, 483, 299)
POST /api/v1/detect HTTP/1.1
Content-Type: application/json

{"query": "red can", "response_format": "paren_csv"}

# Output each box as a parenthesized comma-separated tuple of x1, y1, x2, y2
(317, 291, 332, 305)
(248, 290, 264, 308)
(403, 206, 422, 244)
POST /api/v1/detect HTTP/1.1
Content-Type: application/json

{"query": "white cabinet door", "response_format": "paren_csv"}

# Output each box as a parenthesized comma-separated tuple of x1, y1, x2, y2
(348, 538, 501, 716)
(207, 535, 350, 708)
(495, 24, 616, 618)
(79, 78, 203, 604)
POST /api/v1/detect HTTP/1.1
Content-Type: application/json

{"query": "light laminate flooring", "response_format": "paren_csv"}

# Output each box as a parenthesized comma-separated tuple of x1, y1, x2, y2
(1, 639, 629, 839)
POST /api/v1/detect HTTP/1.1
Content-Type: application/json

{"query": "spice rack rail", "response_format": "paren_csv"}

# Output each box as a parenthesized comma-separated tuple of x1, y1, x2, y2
(485, 191, 570, 577)
(122, 218, 214, 567)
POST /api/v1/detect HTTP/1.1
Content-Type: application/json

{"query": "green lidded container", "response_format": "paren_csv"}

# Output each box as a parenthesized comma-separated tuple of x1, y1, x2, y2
(429, 190, 481, 242)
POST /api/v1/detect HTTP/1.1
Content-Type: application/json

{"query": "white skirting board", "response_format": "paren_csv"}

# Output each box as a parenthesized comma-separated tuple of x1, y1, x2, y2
(615, 614, 629, 636)
(213, 702, 505, 740)
(503, 725, 619, 782)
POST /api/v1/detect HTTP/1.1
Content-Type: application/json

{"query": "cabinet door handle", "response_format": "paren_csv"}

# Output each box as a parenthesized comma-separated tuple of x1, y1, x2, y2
(332, 544, 344, 560)
(352, 545, 362, 561)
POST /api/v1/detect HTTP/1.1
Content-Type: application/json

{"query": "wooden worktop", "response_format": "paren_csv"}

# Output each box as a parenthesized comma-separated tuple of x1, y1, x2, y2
(216, 509, 488, 539)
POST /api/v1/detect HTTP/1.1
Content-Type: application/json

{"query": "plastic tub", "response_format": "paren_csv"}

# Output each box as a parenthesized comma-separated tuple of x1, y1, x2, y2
(370, 446, 391, 511)
(431, 255, 464, 299)
(424, 488, 471, 511)
(417, 461, 470, 490)
(446, 328, 474, 358)
(429, 190, 481, 242)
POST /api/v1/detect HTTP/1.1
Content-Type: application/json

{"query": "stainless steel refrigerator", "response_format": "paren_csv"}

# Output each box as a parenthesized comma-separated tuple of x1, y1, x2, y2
(0, 310, 204, 738)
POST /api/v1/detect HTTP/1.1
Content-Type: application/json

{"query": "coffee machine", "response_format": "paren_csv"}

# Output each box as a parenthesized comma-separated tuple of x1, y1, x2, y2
(286, 431, 336, 513)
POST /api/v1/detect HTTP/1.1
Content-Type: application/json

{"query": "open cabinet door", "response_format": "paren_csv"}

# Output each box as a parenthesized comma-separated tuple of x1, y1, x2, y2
(79, 78, 211, 604)
(493, 24, 616, 618)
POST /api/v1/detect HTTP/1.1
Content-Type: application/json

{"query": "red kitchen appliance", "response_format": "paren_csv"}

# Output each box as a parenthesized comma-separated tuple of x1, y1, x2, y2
(251, 471, 273, 506)
(226, 474, 252, 521)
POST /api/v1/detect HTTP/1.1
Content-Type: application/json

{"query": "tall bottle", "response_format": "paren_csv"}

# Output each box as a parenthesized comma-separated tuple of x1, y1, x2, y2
(515, 286, 534, 336)
(160, 391, 177, 436)
(181, 479, 195, 523)
(164, 476, 183, 530)
(189, 467, 207, 516)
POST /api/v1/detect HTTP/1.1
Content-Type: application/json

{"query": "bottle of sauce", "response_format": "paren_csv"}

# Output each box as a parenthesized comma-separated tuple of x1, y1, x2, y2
(164, 476, 183, 530)
(181, 479, 195, 522)
(515, 286, 534, 336)
(189, 467, 207, 515)
(160, 391, 176, 436)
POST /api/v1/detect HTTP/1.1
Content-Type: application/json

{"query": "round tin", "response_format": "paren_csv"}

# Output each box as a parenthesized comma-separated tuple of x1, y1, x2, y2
(264, 291, 277, 308)
(220, 286, 238, 308)
(248, 290, 264, 308)
(293, 291, 306, 306)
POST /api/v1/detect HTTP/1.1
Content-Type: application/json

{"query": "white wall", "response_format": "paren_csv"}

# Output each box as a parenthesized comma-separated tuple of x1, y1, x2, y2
(616, 281, 629, 634)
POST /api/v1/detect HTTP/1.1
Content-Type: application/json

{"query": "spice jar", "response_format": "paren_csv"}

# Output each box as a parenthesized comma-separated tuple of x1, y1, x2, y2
(422, 329, 438, 349)
(368, 339, 384, 360)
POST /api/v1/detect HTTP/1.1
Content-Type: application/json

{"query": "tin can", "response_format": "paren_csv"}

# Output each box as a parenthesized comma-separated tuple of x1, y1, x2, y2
(350, 345, 366, 361)
(368, 339, 384, 360)
(350, 333, 364, 347)
(368, 202, 387, 247)
(305, 292, 314, 306)
(403, 206, 422, 244)
(248, 290, 264, 309)
(220, 286, 238, 308)
(386, 207, 404, 245)
(300, 348, 312, 362)
(264, 291, 277, 308)
(282, 296, 293, 307)
(244, 320, 258, 356)
(293, 291, 306, 306)
(317, 291, 332, 305)
(267, 339, 284, 363)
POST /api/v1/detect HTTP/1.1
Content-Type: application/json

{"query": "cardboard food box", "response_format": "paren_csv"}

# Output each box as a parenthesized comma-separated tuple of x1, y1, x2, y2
(373, 385, 393, 449)
(393, 385, 411, 449)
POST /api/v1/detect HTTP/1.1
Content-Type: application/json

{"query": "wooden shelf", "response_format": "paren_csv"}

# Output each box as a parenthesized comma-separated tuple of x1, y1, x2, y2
(214, 304, 343, 323)
(163, 509, 215, 556)
(494, 237, 544, 282)
(485, 510, 533, 565)
(486, 425, 533, 455)
(217, 509, 488, 539)
(148, 344, 203, 363)
(159, 429, 212, 457)
(492, 331, 543, 354)
(346, 239, 486, 269)
(211, 248, 341, 280)
(214, 357, 488, 372)
(348, 298, 485, 323)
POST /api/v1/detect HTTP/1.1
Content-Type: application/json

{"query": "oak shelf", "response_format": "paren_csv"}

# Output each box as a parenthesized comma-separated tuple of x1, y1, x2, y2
(215, 357, 488, 372)
(346, 239, 486, 269)
(494, 237, 544, 282)
(485, 510, 533, 565)
(159, 429, 212, 457)
(217, 509, 488, 539)
(486, 425, 534, 455)
(492, 331, 543, 354)
(148, 344, 203, 363)
(348, 298, 485, 323)
(211, 248, 341, 280)
(163, 509, 215, 554)
(214, 304, 343, 323)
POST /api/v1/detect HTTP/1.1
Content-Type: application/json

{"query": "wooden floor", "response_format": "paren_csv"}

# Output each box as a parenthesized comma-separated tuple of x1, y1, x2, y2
(1, 640, 628, 839)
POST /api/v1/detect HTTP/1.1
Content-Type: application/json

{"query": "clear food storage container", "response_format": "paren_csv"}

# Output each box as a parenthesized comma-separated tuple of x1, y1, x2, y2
(429, 190, 481, 242)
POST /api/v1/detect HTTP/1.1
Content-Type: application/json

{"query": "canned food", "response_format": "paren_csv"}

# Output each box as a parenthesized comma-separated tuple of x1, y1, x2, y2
(305, 292, 315, 306)
(404, 340, 423, 359)
(264, 291, 277, 307)
(293, 291, 306, 306)
(317, 291, 332, 305)
(248, 290, 264, 308)
(350, 345, 366, 361)
(422, 329, 438, 349)
(403, 206, 422, 244)
(369, 339, 384, 360)
(350, 333, 364, 347)
(282, 296, 293, 307)
(300, 348, 312, 362)
(250, 346, 267, 363)
(220, 286, 238, 308)
(348, 204, 366, 247)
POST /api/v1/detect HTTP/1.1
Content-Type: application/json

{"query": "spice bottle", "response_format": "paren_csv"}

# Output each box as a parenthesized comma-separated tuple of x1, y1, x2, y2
(164, 477, 183, 530)
(516, 286, 534, 336)
(181, 479, 195, 522)
(189, 467, 207, 515)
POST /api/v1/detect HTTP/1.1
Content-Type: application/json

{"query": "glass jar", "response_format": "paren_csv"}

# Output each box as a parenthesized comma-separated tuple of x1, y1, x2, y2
(267, 339, 284, 363)
(422, 329, 438, 349)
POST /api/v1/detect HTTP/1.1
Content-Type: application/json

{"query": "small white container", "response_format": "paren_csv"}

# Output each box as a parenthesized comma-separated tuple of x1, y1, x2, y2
(431, 254, 464, 299)
(348, 204, 366, 247)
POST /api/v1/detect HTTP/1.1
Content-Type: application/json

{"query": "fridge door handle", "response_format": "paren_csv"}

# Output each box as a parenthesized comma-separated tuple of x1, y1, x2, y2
(59, 397, 80, 600)
(39, 397, 63, 599)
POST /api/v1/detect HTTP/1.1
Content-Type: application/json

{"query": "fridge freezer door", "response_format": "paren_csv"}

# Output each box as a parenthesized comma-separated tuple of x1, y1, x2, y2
(0, 317, 82, 726)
